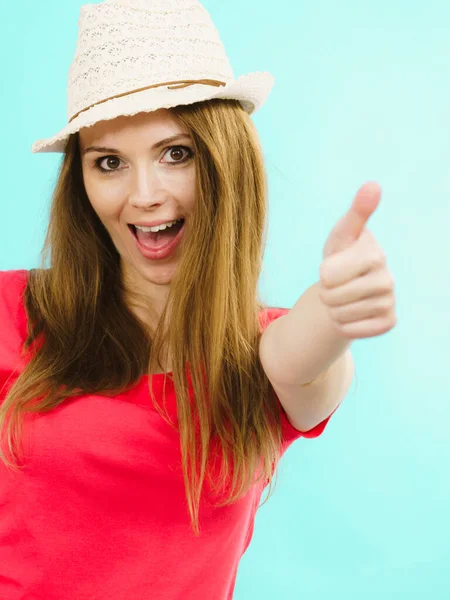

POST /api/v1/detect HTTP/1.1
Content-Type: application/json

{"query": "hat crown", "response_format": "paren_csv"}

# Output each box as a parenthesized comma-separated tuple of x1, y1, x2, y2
(68, 0, 235, 120)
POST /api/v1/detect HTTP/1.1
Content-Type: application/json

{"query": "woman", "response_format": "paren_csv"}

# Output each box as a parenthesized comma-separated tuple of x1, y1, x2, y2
(0, 1, 397, 599)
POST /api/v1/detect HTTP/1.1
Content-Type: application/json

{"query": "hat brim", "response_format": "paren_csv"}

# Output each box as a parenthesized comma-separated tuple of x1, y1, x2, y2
(31, 71, 275, 154)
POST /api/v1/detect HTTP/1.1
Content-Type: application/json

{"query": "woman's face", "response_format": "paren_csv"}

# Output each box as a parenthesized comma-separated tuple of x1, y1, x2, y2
(79, 109, 196, 319)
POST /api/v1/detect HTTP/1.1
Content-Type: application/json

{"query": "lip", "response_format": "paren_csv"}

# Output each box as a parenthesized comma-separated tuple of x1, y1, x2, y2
(129, 218, 184, 228)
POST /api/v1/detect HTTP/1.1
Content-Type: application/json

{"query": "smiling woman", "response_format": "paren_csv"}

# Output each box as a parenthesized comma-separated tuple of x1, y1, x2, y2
(78, 109, 198, 297)
(0, 0, 336, 599)
(1, 95, 305, 599)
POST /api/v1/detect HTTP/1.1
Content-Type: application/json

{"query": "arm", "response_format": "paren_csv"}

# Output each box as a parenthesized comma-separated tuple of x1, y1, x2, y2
(259, 282, 352, 386)
(258, 182, 398, 432)
(259, 282, 354, 432)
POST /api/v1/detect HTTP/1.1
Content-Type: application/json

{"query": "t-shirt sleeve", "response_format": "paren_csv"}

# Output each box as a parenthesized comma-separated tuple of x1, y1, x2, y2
(258, 307, 337, 450)
(0, 269, 30, 394)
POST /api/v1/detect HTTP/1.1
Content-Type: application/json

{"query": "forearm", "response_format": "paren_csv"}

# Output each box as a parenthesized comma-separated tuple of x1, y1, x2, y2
(260, 282, 352, 386)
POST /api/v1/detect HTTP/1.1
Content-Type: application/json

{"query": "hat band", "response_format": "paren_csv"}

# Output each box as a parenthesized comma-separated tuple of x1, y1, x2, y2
(68, 79, 227, 123)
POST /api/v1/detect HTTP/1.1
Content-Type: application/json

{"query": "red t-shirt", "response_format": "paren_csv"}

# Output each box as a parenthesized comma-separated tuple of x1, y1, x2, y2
(0, 269, 336, 600)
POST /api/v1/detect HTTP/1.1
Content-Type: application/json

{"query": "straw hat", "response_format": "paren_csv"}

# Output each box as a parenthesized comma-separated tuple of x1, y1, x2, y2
(31, 0, 275, 154)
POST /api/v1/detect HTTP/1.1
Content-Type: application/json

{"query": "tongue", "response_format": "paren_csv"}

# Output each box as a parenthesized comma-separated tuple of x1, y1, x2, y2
(135, 221, 183, 250)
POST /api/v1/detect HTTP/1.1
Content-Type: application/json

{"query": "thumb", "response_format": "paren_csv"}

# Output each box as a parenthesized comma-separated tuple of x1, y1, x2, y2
(323, 181, 382, 258)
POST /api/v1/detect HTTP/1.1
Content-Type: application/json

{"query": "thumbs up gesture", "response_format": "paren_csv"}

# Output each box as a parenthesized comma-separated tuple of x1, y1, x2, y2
(318, 182, 397, 340)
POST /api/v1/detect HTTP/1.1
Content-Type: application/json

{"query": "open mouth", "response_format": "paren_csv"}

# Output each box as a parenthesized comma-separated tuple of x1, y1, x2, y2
(127, 219, 186, 256)
(128, 219, 185, 240)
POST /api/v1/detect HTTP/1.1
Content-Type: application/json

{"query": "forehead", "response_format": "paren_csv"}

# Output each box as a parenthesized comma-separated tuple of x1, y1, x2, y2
(78, 109, 186, 148)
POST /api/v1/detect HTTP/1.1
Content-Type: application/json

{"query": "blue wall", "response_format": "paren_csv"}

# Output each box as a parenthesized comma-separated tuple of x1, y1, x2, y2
(1, 1, 449, 598)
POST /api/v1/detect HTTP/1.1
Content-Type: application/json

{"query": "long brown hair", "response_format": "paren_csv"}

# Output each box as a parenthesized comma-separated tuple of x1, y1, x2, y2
(0, 99, 285, 536)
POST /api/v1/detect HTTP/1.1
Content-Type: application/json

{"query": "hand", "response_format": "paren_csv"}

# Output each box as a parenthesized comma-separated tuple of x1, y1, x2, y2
(319, 181, 397, 340)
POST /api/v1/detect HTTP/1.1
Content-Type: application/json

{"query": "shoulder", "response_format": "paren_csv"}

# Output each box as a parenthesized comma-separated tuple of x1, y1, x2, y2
(0, 269, 31, 360)
(0, 269, 30, 311)
(258, 306, 289, 332)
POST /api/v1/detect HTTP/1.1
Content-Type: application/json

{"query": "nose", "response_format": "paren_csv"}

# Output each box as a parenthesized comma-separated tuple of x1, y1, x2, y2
(128, 164, 168, 208)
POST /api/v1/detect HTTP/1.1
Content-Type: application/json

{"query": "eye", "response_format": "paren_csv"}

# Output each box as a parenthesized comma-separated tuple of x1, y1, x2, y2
(162, 145, 194, 165)
(95, 156, 123, 173)
(94, 145, 194, 174)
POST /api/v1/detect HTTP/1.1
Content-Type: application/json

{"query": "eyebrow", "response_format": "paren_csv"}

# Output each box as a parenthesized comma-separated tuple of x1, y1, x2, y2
(82, 133, 192, 156)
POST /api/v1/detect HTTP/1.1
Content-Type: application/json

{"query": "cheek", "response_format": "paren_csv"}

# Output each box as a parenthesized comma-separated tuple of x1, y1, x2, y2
(158, 172, 196, 213)
(85, 180, 124, 220)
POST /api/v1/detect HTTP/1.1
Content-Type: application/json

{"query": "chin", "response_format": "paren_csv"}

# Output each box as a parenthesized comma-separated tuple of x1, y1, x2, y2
(140, 262, 178, 283)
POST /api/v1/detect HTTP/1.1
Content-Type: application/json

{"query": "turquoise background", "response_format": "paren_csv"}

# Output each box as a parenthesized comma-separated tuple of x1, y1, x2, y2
(1, 1, 449, 598)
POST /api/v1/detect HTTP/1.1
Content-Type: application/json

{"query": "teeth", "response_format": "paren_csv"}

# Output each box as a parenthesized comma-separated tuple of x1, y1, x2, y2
(135, 218, 183, 233)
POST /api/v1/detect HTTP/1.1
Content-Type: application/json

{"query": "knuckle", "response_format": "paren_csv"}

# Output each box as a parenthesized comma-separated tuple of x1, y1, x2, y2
(382, 314, 397, 332)
(370, 251, 386, 269)
(330, 305, 343, 321)
(320, 264, 333, 287)
(384, 272, 395, 292)
(379, 296, 393, 312)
